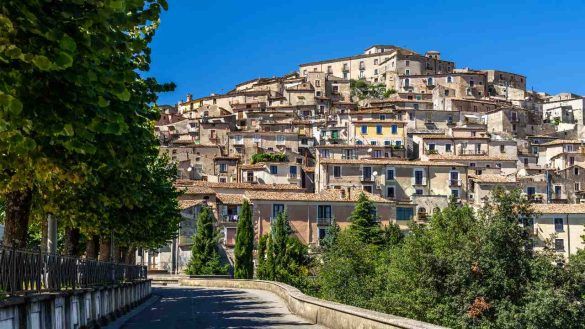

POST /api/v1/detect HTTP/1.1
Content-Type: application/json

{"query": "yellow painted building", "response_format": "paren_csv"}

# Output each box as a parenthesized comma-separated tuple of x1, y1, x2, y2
(351, 120, 406, 146)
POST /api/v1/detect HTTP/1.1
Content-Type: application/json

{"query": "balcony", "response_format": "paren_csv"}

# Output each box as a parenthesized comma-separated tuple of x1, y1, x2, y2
(361, 175, 373, 182)
(527, 194, 544, 203)
(459, 149, 487, 156)
(341, 154, 358, 160)
(287, 174, 299, 181)
(221, 214, 239, 223)
(412, 179, 426, 186)
(449, 179, 462, 187)
(317, 217, 332, 226)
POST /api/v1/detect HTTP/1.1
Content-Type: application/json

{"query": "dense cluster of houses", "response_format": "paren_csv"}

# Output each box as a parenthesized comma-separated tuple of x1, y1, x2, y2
(144, 44, 585, 272)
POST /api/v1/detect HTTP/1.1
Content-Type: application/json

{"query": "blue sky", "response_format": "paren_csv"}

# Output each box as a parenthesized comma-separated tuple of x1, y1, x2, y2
(149, 0, 585, 105)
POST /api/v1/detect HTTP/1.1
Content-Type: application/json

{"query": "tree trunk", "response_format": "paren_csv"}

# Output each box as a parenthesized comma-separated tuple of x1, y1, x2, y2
(2, 189, 33, 249)
(125, 247, 137, 265)
(40, 215, 48, 253)
(85, 235, 99, 259)
(98, 235, 111, 262)
(118, 246, 128, 263)
(64, 227, 81, 257)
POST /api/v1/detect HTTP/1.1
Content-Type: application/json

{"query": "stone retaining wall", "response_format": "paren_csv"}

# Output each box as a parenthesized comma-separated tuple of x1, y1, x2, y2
(0, 280, 151, 329)
(180, 278, 445, 329)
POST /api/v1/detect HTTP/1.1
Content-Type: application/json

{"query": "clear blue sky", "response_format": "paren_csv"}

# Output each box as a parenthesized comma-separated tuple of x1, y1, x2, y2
(149, 0, 585, 105)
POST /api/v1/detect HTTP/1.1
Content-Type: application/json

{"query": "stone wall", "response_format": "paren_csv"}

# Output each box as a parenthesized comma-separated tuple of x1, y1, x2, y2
(180, 278, 445, 329)
(0, 280, 151, 329)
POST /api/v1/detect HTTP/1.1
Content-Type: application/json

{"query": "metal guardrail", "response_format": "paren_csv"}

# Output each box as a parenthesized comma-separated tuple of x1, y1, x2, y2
(0, 247, 147, 295)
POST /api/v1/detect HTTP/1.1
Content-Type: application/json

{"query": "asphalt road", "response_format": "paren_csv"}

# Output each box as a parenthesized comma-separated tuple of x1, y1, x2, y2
(122, 285, 324, 328)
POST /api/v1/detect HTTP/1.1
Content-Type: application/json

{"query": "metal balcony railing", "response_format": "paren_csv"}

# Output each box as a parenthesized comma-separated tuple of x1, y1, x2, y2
(317, 217, 332, 226)
(0, 246, 147, 296)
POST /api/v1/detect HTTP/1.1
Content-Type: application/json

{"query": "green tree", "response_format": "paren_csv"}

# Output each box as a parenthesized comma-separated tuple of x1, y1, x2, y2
(234, 200, 254, 279)
(0, 0, 173, 248)
(256, 211, 312, 287)
(349, 193, 381, 244)
(187, 206, 228, 275)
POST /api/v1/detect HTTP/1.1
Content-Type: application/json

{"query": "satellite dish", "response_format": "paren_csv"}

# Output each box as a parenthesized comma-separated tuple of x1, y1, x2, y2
(187, 167, 193, 172)
(367, 148, 373, 152)
(373, 171, 378, 176)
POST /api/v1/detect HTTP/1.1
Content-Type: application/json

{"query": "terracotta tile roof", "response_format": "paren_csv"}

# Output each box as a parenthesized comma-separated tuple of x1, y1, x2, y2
(179, 186, 217, 194)
(177, 180, 304, 191)
(244, 189, 391, 203)
(428, 154, 516, 161)
(240, 163, 266, 170)
(214, 156, 240, 161)
(351, 119, 406, 124)
(540, 139, 583, 146)
(216, 193, 244, 205)
(469, 174, 517, 183)
(418, 135, 489, 140)
(320, 158, 465, 167)
(179, 199, 205, 209)
(532, 203, 585, 214)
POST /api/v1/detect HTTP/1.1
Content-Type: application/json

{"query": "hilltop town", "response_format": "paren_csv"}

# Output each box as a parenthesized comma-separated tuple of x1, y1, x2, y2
(152, 44, 585, 271)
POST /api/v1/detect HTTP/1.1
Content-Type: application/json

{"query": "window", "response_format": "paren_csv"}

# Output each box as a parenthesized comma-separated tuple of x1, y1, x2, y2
(333, 166, 341, 178)
(374, 69, 378, 75)
(319, 149, 330, 158)
(272, 204, 285, 218)
(415, 189, 423, 195)
(318, 228, 327, 241)
(361, 126, 368, 134)
(576, 182, 581, 191)
(315, 80, 320, 87)
(376, 125, 383, 135)
(405, 60, 410, 67)
(374, 59, 378, 65)
(363, 185, 373, 193)
(524, 158, 528, 166)
(219, 177, 226, 183)
(395, 140, 402, 147)
(427, 77, 433, 86)
(396, 207, 414, 220)
(386, 168, 395, 180)
(318, 205, 332, 219)
(446, 144, 452, 152)
(413, 103, 419, 110)
(405, 69, 410, 76)
(386, 186, 395, 198)
(370, 141, 377, 146)
(276, 135, 285, 144)
(316, 91, 322, 97)
(327, 66, 332, 74)
(451, 189, 459, 198)
(575, 167, 579, 175)
(332, 85, 339, 93)
(384, 140, 391, 146)
(527, 187, 536, 195)
(270, 165, 278, 175)
(414, 170, 424, 185)
(447, 76, 453, 83)
(246, 171, 254, 182)
(289, 165, 297, 177)
(380, 114, 386, 120)
(555, 239, 565, 252)
(428, 143, 436, 151)
(362, 166, 372, 181)
(359, 71, 365, 78)
(391, 125, 398, 134)
(219, 163, 228, 173)
(445, 90, 450, 96)
(500, 145, 505, 153)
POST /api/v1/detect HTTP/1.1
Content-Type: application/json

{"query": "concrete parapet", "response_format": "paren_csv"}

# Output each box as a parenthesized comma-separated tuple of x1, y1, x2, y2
(179, 278, 445, 329)
(0, 280, 151, 329)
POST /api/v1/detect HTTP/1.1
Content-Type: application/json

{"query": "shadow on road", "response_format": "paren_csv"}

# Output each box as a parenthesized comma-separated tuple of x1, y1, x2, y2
(122, 286, 322, 328)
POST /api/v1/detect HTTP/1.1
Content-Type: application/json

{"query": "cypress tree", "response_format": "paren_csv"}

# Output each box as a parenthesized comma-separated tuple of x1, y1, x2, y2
(234, 200, 254, 279)
(349, 192, 381, 244)
(187, 206, 227, 275)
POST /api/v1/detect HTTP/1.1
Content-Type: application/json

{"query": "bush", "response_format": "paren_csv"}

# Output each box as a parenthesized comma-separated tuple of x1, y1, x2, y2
(250, 153, 287, 164)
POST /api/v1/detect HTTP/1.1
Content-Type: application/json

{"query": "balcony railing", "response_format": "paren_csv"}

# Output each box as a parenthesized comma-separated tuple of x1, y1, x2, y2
(459, 149, 487, 156)
(317, 217, 332, 226)
(0, 247, 147, 295)
(449, 179, 462, 187)
(361, 175, 373, 182)
(341, 154, 358, 160)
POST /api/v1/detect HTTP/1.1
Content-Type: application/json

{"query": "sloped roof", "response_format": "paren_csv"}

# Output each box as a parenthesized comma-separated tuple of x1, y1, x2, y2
(244, 189, 391, 203)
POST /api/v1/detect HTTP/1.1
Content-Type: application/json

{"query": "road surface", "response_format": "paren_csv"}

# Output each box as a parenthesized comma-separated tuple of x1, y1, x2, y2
(122, 285, 324, 328)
